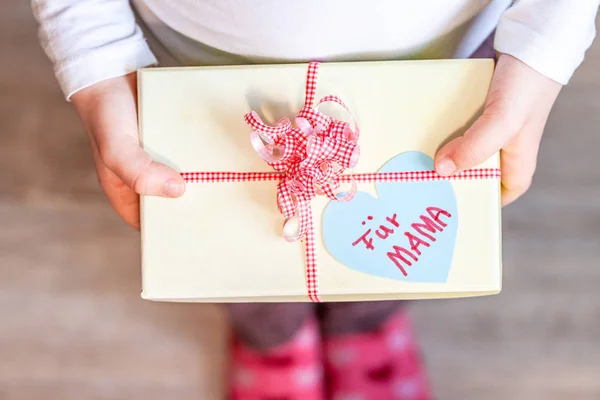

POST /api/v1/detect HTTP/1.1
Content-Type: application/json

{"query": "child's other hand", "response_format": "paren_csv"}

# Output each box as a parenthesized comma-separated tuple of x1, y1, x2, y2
(72, 73, 185, 229)
(435, 54, 562, 206)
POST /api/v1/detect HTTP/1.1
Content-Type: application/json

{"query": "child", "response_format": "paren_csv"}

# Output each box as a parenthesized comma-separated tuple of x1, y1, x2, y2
(32, 1, 599, 398)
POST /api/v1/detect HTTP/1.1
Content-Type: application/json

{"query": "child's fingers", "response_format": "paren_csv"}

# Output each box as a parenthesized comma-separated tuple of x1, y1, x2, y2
(499, 139, 539, 206)
(72, 73, 186, 230)
(435, 54, 527, 176)
(435, 59, 518, 175)
(97, 135, 186, 198)
(435, 109, 517, 176)
(91, 135, 185, 230)
(75, 74, 187, 199)
(98, 164, 142, 229)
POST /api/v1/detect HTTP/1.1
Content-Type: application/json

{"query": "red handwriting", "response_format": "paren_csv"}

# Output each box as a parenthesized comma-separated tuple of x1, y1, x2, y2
(375, 225, 394, 240)
(386, 206, 452, 276)
(352, 229, 375, 250)
(405, 231, 430, 256)
(386, 245, 418, 276)
(351, 207, 452, 277)
(410, 207, 451, 241)
(353, 214, 399, 250)
(427, 206, 451, 227)
(385, 214, 400, 228)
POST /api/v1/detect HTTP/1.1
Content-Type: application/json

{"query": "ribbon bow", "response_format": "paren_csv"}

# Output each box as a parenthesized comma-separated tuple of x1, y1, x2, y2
(245, 63, 360, 241)
(244, 62, 357, 301)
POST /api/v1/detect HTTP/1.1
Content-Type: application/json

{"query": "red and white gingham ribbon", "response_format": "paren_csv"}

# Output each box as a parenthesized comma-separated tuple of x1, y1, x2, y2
(181, 62, 501, 303)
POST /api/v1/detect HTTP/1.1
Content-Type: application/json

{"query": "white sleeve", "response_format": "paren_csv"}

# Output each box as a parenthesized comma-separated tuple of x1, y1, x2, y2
(32, 0, 157, 100)
(494, 0, 600, 84)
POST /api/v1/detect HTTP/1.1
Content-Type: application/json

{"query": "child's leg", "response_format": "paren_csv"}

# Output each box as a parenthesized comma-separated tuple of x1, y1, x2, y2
(322, 301, 431, 400)
(228, 303, 314, 349)
(227, 303, 325, 399)
(320, 300, 405, 335)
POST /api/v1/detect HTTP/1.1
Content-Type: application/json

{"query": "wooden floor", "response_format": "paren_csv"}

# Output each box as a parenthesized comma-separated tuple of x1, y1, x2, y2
(1, 3, 599, 399)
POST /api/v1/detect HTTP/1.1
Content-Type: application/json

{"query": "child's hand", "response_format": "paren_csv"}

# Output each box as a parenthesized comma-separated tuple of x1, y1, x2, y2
(71, 73, 185, 229)
(435, 54, 562, 206)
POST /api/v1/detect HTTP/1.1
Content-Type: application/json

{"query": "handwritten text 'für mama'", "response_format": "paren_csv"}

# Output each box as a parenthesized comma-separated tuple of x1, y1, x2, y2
(351, 207, 452, 277)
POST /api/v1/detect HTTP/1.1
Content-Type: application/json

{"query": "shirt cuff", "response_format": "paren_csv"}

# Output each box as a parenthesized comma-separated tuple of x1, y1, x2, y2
(494, 17, 594, 85)
(56, 38, 158, 101)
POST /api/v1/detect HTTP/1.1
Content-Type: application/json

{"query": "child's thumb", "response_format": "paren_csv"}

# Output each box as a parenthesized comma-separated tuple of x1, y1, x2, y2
(434, 109, 516, 176)
(99, 139, 186, 198)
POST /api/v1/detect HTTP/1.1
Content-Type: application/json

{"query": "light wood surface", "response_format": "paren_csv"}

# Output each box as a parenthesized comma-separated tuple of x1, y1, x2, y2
(1, 2, 598, 399)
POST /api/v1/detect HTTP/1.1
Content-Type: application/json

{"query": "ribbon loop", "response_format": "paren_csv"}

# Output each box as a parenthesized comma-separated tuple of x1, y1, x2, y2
(306, 135, 360, 169)
(244, 111, 292, 142)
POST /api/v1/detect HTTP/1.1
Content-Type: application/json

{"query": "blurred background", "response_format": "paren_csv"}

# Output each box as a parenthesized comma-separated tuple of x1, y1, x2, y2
(1, 2, 599, 400)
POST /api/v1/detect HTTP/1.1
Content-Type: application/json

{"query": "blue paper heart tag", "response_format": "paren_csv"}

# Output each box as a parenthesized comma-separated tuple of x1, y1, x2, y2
(322, 151, 458, 283)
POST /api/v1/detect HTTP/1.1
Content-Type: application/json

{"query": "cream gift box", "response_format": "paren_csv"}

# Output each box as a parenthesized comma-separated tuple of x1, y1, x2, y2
(138, 60, 502, 303)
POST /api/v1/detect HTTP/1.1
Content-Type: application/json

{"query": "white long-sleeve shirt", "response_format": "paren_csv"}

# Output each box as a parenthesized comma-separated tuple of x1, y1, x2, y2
(31, 0, 599, 100)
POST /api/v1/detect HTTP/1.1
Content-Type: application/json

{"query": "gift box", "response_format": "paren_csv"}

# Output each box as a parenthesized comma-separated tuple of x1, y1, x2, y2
(138, 60, 502, 303)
